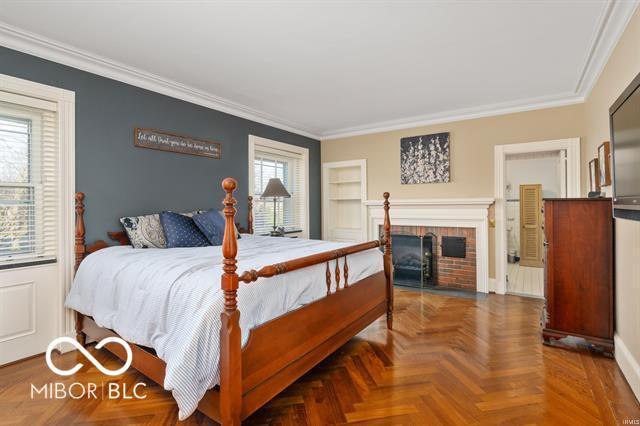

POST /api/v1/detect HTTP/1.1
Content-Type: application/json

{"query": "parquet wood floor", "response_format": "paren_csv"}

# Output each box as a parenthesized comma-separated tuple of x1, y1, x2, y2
(1, 289, 638, 425)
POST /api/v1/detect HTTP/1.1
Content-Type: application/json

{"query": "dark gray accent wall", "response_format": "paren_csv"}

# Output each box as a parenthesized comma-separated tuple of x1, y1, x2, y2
(0, 46, 321, 242)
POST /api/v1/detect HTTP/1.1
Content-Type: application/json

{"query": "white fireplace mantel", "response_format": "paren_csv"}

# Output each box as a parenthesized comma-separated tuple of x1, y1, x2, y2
(365, 197, 494, 293)
(363, 198, 495, 207)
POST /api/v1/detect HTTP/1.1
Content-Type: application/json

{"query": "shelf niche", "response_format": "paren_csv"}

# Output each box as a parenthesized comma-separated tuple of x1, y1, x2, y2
(322, 160, 367, 242)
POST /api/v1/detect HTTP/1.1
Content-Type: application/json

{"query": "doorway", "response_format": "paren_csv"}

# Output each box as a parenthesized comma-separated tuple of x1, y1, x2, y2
(0, 74, 75, 365)
(494, 138, 581, 295)
(505, 152, 565, 297)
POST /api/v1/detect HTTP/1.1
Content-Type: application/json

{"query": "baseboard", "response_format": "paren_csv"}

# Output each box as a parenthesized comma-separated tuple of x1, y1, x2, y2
(614, 333, 640, 403)
(489, 277, 507, 294)
(56, 331, 80, 354)
(489, 278, 497, 293)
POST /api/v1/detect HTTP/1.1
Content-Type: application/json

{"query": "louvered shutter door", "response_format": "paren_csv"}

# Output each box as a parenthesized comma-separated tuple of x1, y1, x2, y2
(519, 184, 543, 267)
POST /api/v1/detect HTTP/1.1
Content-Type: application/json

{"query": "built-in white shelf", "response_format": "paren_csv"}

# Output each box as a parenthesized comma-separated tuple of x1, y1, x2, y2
(322, 159, 367, 243)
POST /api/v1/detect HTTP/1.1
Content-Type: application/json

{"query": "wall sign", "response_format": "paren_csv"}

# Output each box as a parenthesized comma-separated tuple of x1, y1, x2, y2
(134, 128, 221, 159)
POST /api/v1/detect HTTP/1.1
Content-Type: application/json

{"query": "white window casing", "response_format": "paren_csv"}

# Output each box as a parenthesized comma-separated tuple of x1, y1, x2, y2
(248, 136, 309, 238)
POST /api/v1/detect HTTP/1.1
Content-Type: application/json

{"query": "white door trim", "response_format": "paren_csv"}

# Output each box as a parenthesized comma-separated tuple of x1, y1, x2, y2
(0, 73, 75, 354)
(494, 137, 580, 295)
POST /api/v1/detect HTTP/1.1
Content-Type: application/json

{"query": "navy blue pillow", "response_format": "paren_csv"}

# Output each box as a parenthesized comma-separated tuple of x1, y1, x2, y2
(192, 209, 226, 246)
(159, 211, 210, 248)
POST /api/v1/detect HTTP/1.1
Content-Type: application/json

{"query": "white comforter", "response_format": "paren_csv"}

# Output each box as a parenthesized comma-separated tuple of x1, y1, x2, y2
(65, 235, 383, 419)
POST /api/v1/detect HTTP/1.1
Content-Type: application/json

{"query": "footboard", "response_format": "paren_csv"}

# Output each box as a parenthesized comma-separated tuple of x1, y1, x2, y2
(216, 178, 393, 424)
(240, 271, 387, 417)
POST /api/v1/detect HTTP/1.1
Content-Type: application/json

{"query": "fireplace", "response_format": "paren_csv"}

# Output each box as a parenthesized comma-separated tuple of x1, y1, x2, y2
(391, 234, 436, 288)
(383, 226, 477, 291)
(366, 197, 492, 293)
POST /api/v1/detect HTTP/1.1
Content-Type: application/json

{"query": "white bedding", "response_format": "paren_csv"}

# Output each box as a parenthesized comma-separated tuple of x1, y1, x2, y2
(65, 234, 383, 420)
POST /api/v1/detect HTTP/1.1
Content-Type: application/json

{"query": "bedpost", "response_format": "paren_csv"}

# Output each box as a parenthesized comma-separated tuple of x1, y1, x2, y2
(75, 192, 86, 272)
(220, 178, 242, 426)
(74, 192, 86, 346)
(247, 195, 254, 234)
(383, 192, 393, 330)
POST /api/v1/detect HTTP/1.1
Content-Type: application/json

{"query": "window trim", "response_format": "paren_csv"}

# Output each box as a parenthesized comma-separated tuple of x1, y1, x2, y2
(248, 135, 310, 239)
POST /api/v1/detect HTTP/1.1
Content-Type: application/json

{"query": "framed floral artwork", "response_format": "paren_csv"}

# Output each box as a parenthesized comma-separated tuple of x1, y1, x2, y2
(400, 132, 450, 184)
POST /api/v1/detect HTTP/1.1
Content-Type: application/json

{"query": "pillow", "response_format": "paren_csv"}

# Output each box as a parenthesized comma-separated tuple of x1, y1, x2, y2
(120, 210, 206, 249)
(160, 211, 210, 248)
(192, 209, 226, 246)
(120, 214, 165, 248)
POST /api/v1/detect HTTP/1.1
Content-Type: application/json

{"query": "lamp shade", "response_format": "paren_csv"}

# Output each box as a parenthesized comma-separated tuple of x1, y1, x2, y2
(261, 178, 291, 198)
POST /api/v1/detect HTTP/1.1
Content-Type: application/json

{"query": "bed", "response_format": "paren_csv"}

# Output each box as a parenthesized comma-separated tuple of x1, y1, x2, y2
(70, 177, 393, 425)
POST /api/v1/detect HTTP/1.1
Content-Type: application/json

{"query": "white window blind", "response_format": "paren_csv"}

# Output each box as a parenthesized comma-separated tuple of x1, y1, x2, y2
(0, 96, 58, 265)
(253, 147, 305, 235)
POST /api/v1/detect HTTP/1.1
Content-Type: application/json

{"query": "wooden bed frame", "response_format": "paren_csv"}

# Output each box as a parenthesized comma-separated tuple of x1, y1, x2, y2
(73, 177, 393, 425)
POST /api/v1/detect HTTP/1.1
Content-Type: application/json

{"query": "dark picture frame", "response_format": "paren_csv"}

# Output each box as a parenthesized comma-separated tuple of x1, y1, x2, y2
(589, 158, 601, 192)
(598, 141, 611, 187)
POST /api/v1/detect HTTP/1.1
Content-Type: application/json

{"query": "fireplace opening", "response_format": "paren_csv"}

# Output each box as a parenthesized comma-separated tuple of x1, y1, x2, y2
(390, 233, 436, 288)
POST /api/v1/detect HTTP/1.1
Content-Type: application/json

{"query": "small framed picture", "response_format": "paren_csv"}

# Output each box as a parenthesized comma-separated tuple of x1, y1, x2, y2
(589, 158, 600, 192)
(598, 141, 611, 187)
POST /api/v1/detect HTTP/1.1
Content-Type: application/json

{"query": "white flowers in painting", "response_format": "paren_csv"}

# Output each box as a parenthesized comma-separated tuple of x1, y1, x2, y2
(400, 132, 450, 184)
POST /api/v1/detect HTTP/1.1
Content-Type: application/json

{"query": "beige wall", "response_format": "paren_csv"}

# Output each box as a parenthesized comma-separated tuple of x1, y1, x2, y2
(583, 8, 640, 401)
(322, 105, 585, 200)
(322, 6, 640, 401)
(322, 104, 585, 278)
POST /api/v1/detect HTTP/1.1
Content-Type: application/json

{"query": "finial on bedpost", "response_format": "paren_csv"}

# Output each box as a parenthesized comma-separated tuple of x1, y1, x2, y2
(75, 192, 86, 272)
(383, 192, 393, 330)
(247, 195, 254, 234)
(220, 177, 242, 425)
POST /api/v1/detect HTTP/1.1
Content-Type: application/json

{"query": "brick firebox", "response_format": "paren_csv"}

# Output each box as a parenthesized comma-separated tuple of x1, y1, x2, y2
(389, 225, 476, 291)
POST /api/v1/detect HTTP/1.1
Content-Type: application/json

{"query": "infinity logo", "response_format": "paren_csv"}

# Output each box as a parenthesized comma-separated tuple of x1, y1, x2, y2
(46, 337, 132, 377)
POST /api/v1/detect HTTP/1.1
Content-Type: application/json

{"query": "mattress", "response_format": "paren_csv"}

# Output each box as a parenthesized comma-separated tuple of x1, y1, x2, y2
(65, 234, 383, 419)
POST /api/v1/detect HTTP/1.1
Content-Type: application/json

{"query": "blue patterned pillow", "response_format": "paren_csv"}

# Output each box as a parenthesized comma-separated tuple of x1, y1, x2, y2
(159, 211, 210, 248)
(192, 209, 226, 246)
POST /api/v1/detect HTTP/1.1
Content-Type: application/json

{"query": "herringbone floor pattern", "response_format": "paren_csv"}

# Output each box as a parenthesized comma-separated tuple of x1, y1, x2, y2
(1, 289, 638, 425)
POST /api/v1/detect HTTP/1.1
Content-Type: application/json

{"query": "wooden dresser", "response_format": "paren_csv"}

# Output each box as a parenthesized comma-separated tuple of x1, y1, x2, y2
(542, 198, 614, 355)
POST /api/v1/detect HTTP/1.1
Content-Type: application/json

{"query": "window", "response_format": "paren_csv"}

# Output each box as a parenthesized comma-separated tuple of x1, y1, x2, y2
(249, 136, 309, 237)
(0, 96, 58, 265)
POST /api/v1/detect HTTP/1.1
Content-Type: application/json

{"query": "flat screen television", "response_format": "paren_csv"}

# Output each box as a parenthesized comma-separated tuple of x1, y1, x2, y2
(610, 71, 640, 221)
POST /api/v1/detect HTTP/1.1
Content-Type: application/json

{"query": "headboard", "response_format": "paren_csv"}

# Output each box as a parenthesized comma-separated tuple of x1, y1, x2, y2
(74, 192, 254, 270)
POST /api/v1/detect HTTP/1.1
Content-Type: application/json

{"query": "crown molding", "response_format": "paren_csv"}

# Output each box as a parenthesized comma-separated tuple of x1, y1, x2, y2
(320, 0, 638, 141)
(320, 93, 585, 140)
(574, 0, 639, 97)
(1, 0, 636, 143)
(0, 21, 322, 140)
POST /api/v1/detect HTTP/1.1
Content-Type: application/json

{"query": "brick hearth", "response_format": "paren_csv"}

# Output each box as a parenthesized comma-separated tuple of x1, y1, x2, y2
(390, 225, 477, 291)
